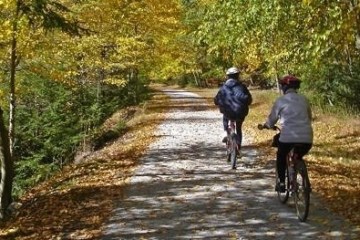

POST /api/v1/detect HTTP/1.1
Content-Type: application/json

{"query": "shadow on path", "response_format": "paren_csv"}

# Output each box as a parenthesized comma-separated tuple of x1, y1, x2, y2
(102, 89, 359, 240)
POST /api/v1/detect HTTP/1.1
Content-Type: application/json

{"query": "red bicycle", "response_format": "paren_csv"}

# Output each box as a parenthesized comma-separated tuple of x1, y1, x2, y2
(258, 124, 311, 222)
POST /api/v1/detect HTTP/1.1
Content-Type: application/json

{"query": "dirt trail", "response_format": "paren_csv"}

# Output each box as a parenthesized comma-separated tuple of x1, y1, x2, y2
(101, 89, 359, 239)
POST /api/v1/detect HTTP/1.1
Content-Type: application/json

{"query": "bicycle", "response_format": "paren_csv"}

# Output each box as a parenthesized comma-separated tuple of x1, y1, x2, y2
(225, 120, 241, 170)
(258, 124, 311, 222)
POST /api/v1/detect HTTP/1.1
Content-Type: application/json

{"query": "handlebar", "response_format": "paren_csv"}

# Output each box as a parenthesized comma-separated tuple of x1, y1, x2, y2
(257, 124, 279, 131)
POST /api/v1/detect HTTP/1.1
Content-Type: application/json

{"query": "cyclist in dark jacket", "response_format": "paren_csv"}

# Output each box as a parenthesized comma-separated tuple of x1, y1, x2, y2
(214, 67, 252, 147)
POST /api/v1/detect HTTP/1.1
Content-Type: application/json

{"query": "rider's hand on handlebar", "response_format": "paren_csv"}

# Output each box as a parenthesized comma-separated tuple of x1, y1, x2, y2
(258, 123, 277, 130)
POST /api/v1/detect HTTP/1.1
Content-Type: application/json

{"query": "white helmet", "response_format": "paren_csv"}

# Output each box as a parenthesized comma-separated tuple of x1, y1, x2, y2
(226, 67, 240, 75)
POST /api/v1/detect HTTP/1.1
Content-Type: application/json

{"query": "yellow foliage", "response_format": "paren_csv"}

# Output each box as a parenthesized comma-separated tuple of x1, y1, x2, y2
(103, 77, 128, 87)
(240, 42, 264, 73)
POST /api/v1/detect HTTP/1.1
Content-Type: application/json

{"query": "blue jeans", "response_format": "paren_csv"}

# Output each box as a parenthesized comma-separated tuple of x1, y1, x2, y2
(223, 115, 244, 146)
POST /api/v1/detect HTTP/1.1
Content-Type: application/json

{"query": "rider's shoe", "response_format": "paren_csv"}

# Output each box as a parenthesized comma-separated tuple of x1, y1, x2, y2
(275, 182, 286, 193)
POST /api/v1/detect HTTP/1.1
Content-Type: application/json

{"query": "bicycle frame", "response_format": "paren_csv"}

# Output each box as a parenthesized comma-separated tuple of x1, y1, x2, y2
(287, 149, 298, 191)
(228, 121, 236, 135)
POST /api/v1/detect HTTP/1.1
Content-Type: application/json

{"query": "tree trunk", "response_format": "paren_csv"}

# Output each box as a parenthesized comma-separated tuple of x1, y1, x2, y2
(275, 61, 281, 94)
(192, 71, 200, 87)
(0, 107, 13, 219)
(9, 33, 17, 157)
(9, 1, 20, 157)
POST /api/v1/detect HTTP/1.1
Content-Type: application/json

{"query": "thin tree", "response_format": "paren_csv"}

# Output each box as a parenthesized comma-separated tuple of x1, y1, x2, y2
(0, 107, 13, 219)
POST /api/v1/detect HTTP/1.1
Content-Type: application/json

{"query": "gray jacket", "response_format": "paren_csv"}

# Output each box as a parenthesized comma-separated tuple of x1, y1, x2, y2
(265, 89, 313, 143)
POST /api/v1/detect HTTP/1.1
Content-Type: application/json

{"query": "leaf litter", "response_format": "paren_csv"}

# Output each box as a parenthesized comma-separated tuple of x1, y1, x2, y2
(0, 89, 170, 239)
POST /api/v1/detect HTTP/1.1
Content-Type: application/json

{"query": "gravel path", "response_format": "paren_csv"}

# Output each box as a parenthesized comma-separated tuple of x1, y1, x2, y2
(102, 89, 359, 239)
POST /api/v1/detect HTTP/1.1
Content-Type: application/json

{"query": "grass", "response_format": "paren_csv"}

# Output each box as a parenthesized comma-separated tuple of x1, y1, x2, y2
(191, 86, 360, 227)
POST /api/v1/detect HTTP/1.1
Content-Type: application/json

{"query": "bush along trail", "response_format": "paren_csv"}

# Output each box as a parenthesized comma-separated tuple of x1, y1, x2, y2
(0, 87, 359, 239)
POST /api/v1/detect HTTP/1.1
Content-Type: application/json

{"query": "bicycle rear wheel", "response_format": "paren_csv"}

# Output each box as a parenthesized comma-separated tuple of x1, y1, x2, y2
(230, 134, 237, 169)
(276, 166, 289, 203)
(226, 136, 232, 162)
(294, 160, 310, 222)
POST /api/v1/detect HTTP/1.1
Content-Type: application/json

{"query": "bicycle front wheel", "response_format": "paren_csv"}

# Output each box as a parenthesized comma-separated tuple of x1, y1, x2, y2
(294, 160, 311, 222)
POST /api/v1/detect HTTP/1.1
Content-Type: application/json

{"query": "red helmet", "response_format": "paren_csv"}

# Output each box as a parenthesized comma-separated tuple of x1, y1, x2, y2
(279, 75, 301, 89)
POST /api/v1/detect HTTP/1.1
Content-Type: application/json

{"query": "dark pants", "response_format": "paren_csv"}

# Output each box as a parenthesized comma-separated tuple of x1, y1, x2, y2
(277, 141, 312, 182)
(223, 115, 244, 146)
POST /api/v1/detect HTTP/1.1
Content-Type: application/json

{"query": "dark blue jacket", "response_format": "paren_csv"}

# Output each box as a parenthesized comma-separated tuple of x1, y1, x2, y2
(214, 78, 252, 120)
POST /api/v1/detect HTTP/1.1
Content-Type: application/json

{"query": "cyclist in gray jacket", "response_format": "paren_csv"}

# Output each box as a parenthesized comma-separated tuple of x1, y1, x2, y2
(263, 75, 313, 192)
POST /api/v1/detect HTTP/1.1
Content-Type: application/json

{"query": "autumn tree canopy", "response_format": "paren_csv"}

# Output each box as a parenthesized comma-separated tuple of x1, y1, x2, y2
(0, 0, 359, 215)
